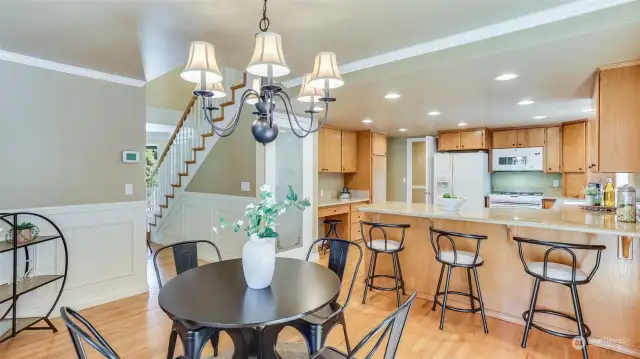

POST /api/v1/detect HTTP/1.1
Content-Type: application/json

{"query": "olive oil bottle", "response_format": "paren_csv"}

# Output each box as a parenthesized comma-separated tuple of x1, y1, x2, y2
(604, 177, 615, 208)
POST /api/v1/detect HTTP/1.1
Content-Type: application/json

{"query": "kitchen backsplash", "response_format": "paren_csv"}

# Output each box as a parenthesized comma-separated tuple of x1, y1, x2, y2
(319, 172, 345, 201)
(491, 172, 563, 197)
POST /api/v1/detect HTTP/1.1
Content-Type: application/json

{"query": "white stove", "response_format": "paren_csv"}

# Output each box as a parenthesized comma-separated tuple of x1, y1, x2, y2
(489, 191, 544, 209)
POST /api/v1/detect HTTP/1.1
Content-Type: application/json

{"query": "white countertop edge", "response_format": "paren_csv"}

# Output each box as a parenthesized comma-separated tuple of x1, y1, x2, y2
(356, 207, 640, 238)
(318, 198, 369, 208)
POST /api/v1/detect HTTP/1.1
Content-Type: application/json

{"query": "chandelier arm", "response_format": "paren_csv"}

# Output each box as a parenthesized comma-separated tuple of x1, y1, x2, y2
(206, 89, 260, 137)
(277, 91, 329, 135)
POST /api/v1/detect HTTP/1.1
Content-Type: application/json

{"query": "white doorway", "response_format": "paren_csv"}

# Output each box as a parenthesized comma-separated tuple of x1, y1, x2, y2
(406, 137, 436, 203)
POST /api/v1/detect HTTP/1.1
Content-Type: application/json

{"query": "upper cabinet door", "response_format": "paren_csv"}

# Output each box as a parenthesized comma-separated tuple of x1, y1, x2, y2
(341, 131, 357, 173)
(562, 122, 586, 173)
(599, 65, 640, 173)
(545, 126, 561, 173)
(323, 128, 343, 172)
(438, 132, 461, 151)
(460, 130, 484, 149)
(492, 130, 517, 148)
(372, 133, 387, 156)
(519, 128, 546, 147)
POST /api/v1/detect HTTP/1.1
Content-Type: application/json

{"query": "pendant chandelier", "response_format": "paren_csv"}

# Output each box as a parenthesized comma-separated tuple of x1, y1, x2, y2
(180, 0, 344, 144)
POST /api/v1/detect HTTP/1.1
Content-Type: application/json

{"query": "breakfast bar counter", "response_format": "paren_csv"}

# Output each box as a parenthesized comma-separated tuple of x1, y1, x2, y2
(356, 202, 640, 356)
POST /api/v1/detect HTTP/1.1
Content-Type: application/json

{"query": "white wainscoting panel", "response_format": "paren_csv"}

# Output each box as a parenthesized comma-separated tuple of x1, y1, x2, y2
(157, 192, 314, 261)
(0, 201, 147, 318)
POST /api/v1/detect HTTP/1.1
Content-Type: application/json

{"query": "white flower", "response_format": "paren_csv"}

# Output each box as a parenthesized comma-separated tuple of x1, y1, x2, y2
(212, 227, 218, 233)
(260, 184, 271, 193)
(236, 220, 244, 226)
(246, 203, 256, 209)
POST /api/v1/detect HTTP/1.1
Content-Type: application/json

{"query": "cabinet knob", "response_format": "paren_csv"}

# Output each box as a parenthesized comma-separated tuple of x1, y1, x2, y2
(548, 168, 552, 170)
(579, 167, 583, 171)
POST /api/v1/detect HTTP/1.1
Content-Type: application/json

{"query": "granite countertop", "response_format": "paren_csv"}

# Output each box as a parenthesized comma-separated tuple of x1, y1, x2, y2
(356, 201, 640, 237)
(318, 198, 369, 208)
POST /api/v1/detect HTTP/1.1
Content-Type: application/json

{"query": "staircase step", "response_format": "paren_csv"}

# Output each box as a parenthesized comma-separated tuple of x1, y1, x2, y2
(178, 172, 188, 177)
(185, 160, 196, 164)
(193, 146, 205, 151)
(171, 184, 180, 188)
(165, 194, 174, 198)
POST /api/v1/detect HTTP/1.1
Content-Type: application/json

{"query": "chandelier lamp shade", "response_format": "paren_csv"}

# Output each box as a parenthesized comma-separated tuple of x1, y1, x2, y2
(180, 0, 343, 144)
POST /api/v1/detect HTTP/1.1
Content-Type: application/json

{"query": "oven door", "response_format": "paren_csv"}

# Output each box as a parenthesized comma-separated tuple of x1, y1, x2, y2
(489, 201, 542, 209)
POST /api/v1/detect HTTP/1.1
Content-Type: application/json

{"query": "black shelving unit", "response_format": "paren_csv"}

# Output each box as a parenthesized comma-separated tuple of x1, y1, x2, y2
(0, 212, 68, 343)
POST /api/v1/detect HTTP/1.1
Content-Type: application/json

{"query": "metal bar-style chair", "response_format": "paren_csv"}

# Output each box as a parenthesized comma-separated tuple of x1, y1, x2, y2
(429, 226, 489, 333)
(310, 292, 417, 359)
(513, 237, 606, 359)
(360, 221, 411, 307)
(61, 307, 120, 359)
(153, 240, 223, 358)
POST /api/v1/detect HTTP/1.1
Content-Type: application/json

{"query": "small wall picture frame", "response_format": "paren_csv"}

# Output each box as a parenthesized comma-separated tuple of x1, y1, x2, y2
(122, 151, 140, 163)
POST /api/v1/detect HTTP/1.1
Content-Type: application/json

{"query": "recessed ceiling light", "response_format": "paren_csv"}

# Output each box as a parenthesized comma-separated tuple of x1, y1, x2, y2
(362, 119, 373, 123)
(518, 100, 535, 105)
(457, 122, 467, 126)
(495, 73, 518, 81)
(533, 115, 547, 119)
(582, 108, 595, 112)
(398, 128, 408, 132)
(385, 93, 401, 99)
(428, 111, 441, 116)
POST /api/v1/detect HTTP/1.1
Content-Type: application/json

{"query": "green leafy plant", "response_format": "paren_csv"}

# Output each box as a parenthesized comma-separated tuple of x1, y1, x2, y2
(5, 222, 39, 243)
(214, 184, 310, 239)
(145, 150, 157, 188)
(16, 222, 37, 231)
(583, 187, 599, 196)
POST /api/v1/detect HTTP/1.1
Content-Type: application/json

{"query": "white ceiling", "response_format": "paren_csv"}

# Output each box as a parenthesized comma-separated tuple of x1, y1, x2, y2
(0, 0, 573, 80)
(1, 0, 639, 137)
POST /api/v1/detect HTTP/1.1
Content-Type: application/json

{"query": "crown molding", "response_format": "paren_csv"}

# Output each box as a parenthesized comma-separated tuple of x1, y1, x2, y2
(0, 50, 146, 87)
(282, 0, 637, 88)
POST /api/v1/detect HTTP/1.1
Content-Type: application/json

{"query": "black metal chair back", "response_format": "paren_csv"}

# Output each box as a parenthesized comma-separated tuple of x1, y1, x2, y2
(513, 237, 605, 284)
(60, 307, 120, 359)
(307, 238, 363, 309)
(360, 221, 410, 252)
(153, 240, 222, 287)
(429, 227, 487, 267)
(347, 292, 417, 359)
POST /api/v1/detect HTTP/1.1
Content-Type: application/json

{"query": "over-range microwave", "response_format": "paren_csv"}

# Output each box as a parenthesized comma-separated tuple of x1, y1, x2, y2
(492, 147, 544, 172)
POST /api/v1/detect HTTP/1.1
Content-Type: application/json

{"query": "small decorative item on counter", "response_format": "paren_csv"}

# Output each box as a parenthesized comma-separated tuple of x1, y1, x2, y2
(583, 187, 599, 206)
(439, 193, 467, 211)
(5, 222, 39, 244)
(588, 182, 601, 206)
(604, 177, 615, 208)
(616, 185, 636, 223)
(339, 187, 351, 200)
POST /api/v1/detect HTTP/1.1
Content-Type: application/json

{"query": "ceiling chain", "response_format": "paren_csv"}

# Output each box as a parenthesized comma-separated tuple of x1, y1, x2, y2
(259, 0, 270, 32)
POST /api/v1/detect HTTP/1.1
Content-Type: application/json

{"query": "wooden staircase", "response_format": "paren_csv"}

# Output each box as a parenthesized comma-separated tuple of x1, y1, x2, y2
(147, 70, 247, 230)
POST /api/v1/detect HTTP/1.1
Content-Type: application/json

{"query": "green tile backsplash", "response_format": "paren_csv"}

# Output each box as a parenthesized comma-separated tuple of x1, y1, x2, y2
(491, 172, 563, 197)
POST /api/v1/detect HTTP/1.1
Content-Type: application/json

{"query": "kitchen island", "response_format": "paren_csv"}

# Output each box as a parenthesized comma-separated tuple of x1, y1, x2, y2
(356, 202, 640, 357)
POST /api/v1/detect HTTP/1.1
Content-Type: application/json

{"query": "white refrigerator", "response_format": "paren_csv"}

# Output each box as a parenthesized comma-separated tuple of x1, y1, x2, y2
(433, 152, 490, 210)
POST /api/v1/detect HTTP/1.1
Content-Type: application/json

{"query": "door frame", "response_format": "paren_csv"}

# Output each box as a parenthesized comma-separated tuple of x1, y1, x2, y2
(406, 138, 426, 203)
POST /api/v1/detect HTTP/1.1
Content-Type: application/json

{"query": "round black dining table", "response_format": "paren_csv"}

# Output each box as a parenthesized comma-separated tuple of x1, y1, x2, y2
(158, 257, 341, 359)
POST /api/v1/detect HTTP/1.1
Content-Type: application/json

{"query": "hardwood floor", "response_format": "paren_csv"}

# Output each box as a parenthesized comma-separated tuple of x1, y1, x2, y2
(0, 243, 632, 359)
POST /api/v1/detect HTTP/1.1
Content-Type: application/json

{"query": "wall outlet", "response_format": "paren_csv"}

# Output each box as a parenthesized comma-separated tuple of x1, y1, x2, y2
(125, 183, 133, 195)
(553, 180, 560, 187)
(241, 182, 251, 192)
(320, 189, 324, 197)
(402, 177, 406, 183)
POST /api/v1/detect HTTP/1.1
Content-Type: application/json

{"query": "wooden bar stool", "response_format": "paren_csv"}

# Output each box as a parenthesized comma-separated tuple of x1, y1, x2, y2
(320, 219, 343, 254)
(513, 237, 606, 359)
(360, 221, 410, 307)
(429, 226, 489, 333)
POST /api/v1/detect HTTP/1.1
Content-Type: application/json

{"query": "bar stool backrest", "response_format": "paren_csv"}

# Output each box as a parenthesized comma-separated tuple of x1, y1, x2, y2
(513, 237, 606, 284)
(429, 227, 487, 266)
(360, 221, 410, 251)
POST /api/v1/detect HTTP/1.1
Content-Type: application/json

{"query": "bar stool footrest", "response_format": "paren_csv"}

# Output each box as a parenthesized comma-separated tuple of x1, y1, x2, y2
(522, 309, 591, 339)
(433, 291, 482, 313)
(365, 274, 405, 292)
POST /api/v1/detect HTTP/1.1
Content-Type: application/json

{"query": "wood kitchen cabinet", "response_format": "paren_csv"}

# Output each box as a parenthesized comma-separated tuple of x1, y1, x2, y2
(341, 131, 357, 173)
(372, 133, 387, 156)
(545, 126, 562, 173)
(564, 172, 587, 199)
(562, 122, 586, 173)
(319, 128, 357, 173)
(519, 128, 546, 147)
(597, 64, 640, 173)
(438, 128, 488, 151)
(493, 128, 545, 148)
(492, 130, 518, 148)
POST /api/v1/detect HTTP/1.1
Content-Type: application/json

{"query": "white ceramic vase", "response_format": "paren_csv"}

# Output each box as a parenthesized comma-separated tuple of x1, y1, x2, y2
(242, 234, 276, 289)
